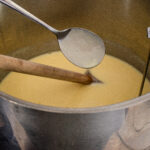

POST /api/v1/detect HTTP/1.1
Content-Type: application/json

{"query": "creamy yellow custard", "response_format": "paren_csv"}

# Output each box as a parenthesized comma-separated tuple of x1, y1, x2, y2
(0, 51, 150, 108)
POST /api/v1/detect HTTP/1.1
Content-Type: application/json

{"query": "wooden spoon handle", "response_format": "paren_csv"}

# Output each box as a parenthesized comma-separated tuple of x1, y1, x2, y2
(0, 54, 93, 84)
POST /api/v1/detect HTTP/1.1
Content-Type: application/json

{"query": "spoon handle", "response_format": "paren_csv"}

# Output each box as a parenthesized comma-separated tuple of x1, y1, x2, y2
(0, 54, 94, 84)
(0, 0, 59, 34)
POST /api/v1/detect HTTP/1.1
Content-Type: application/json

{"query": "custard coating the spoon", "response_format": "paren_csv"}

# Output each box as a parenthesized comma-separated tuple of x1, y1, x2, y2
(0, 0, 105, 68)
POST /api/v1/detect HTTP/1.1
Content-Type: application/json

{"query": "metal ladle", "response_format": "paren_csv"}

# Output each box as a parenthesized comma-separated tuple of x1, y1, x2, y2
(0, 0, 105, 69)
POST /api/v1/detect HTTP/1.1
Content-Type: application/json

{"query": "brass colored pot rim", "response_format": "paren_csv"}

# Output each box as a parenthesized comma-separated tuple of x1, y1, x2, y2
(0, 91, 150, 114)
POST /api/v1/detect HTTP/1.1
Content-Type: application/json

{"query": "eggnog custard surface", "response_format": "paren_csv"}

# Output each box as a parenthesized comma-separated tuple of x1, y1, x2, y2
(0, 51, 149, 108)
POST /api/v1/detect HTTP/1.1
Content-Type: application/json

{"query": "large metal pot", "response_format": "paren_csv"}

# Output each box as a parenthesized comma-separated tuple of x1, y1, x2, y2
(0, 0, 150, 150)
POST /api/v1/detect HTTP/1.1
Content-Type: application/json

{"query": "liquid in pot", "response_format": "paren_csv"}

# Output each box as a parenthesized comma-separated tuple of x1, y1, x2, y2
(0, 51, 149, 108)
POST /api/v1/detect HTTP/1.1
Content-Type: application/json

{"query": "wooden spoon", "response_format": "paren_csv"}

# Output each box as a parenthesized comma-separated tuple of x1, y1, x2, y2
(0, 54, 100, 84)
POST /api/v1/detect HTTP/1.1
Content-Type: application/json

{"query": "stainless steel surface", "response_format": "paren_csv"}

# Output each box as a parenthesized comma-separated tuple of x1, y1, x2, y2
(148, 27, 150, 38)
(0, 0, 105, 68)
(0, 0, 150, 150)
(139, 49, 150, 96)
(0, 0, 58, 33)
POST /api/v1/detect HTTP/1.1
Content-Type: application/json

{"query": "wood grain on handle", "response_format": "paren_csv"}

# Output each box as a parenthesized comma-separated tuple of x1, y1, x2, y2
(0, 55, 94, 84)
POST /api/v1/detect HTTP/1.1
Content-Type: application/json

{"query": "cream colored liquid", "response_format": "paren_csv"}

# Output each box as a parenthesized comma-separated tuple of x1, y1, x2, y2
(0, 51, 150, 108)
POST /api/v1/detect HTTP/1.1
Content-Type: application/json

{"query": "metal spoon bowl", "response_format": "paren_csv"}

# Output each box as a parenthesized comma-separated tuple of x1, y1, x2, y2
(0, 0, 105, 68)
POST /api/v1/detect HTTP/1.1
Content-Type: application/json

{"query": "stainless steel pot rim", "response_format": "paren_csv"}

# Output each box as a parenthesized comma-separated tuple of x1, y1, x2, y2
(0, 91, 150, 114)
